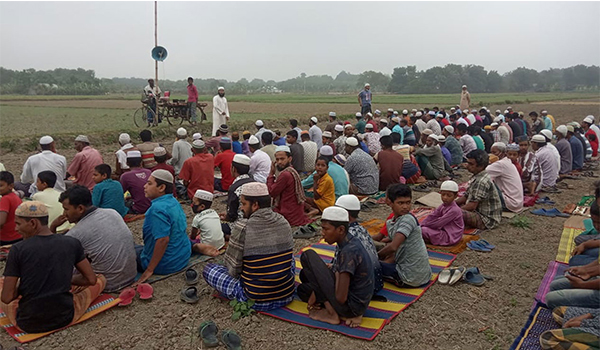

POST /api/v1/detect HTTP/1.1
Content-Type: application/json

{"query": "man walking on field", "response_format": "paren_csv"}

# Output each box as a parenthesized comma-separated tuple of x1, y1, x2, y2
(212, 87, 230, 137)
(187, 77, 199, 126)
(358, 83, 372, 116)
(460, 85, 470, 111)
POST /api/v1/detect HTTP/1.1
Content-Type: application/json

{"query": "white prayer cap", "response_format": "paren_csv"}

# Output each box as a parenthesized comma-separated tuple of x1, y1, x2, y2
(428, 111, 436, 116)
(333, 154, 346, 166)
(504, 110, 509, 114)
(248, 135, 260, 145)
(569, 121, 581, 128)
(329, 112, 336, 117)
(440, 180, 459, 192)
(192, 140, 206, 149)
(345, 137, 358, 147)
(540, 130, 553, 140)
(194, 189, 213, 202)
(507, 106, 513, 110)
(374, 110, 381, 115)
(391, 117, 401, 124)
(393, 111, 399, 115)
(255, 120, 264, 127)
(364, 83, 370, 87)
(402, 110, 408, 115)
(428, 134, 438, 141)
(583, 116, 594, 124)
(471, 109, 477, 113)
(566, 125, 575, 133)
(387, 108, 394, 112)
(151, 169, 174, 183)
(496, 109, 502, 114)
(435, 113, 443, 118)
(118, 133, 130, 144)
(494, 116, 503, 123)
(462, 85, 467, 88)
(415, 112, 422, 117)
(193, 132, 202, 140)
(411, 109, 418, 113)
(335, 194, 361, 211)
(177, 127, 187, 136)
(422, 129, 433, 135)
(365, 123, 374, 130)
(334, 124, 344, 132)
(380, 118, 389, 125)
(344, 124, 353, 129)
(322, 131, 333, 138)
(75, 135, 90, 143)
(366, 112, 373, 117)
(532, 135, 546, 143)
(320, 145, 333, 156)
(310, 116, 318, 123)
(444, 125, 454, 134)
(556, 125, 568, 136)
(39, 135, 54, 145)
(492, 142, 507, 152)
(321, 206, 349, 222)
(233, 154, 251, 166)
(490, 122, 499, 127)
(541, 110, 548, 114)
(437, 135, 446, 142)
(355, 112, 362, 118)
(218, 86, 225, 91)
(275, 145, 291, 153)
(450, 107, 456, 111)
(153, 147, 167, 156)
(127, 150, 142, 158)
(241, 182, 269, 197)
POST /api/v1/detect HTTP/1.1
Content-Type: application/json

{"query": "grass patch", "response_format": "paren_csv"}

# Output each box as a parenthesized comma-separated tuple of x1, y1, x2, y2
(510, 216, 531, 229)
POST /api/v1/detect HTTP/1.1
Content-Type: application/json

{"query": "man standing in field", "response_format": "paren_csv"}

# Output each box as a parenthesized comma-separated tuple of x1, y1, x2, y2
(459, 85, 470, 111)
(144, 79, 161, 125)
(187, 77, 199, 126)
(358, 83, 372, 116)
(212, 87, 230, 137)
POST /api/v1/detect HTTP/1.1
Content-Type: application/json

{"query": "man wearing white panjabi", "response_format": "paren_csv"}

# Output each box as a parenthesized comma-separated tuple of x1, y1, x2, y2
(212, 87, 230, 137)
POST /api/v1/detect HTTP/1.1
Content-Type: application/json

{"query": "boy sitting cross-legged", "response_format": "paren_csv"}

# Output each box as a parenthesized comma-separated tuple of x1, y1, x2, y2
(420, 180, 465, 246)
(297, 206, 374, 328)
(91, 164, 128, 217)
(190, 190, 225, 257)
(378, 184, 432, 287)
(32, 170, 72, 233)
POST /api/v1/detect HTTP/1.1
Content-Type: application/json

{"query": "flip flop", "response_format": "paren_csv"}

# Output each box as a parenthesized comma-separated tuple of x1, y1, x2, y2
(545, 208, 570, 218)
(463, 267, 486, 286)
(136, 283, 154, 300)
(292, 226, 314, 239)
(222, 329, 242, 350)
(438, 268, 452, 284)
(117, 287, 136, 306)
(360, 203, 373, 212)
(478, 239, 496, 250)
(467, 241, 491, 252)
(413, 184, 431, 192)
(535, 197, 556, 205)
(532, 208, 554, 217)
(185, 268, 199, 285)
(180, 286, 199, 304)
(449, 266, 466, 285)
(198, 320, 219, 348)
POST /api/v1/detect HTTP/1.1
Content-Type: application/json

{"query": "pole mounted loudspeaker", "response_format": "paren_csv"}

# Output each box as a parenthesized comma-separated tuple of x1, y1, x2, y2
(151, 46, 168, 61)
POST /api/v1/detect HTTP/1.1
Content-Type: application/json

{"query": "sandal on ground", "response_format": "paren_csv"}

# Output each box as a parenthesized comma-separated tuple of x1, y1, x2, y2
(413, 184, 431, 192)
(198, 320, 220, 348)
(136, 283, 154, 300)
(449, 266, 466, 285)
(222, 329, 242, 350)
(535, 196, 555, 205)
(185, 268, 199, 285)
(423, 180, 438, 188)
(292, 226, 315, 239)
(438, 268, 452, 284)
(541, 186, 561, 193)
(180, 286, 199, 304)
(467, 241, 491, 252)
(462, 267, 486, 286)
(477, 239, 496, 250)
(544, 208, 570, 218)
(118, 287, 136, 307)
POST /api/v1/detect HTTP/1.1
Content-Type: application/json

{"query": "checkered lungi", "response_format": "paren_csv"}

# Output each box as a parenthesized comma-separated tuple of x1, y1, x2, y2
(461, 209, 486, 230)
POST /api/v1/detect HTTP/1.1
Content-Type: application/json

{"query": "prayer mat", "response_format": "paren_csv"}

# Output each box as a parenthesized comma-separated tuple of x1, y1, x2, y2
(578, 195, 595, 207)
(533, 261, 568, 307)
(361, 218, 386, 237)
(502, 208, 529, 219)
(259, 242, 456, 340)
(410, 207, 480, 235)
(123, 213, 145, 223)
(563, 215, 587, 231)
(426, 234, 481, 255)
(509, 302, 559, 350)
(0, 294, 120, 343)
(134, 252, 219, 284)
(415, 192, 443, 208)
(555, 227, 584, 264)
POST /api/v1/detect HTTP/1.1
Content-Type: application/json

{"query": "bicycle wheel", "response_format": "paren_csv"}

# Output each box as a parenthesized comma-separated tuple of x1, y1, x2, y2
(165, 107, 183, 126)
(134, 107, 156, 128)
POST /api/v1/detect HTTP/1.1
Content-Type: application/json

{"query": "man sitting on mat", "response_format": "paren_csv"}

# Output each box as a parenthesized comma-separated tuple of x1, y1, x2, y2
(377, 184, 432, 288)
(1, 201, 105, 333)
(420, 180, 464, 246)
(297, 206, 373, 328)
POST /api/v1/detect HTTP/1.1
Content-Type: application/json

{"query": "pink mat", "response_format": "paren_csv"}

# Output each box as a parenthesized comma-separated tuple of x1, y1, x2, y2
(533, 261, 568, 308)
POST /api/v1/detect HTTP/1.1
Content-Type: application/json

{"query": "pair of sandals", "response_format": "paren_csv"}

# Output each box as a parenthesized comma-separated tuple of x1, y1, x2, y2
(292, 223, 319, 239)
(200, 321, 242, 349)
(413, 180, 438, 192)
(531, 208, 570, 218)
(181, 268, 200, 304)
(438, 266, 493, 286)
(118, 283, 154, 306)
(541, 186, 561, 194)
(467, 239, 496, 252)
(535, 196, 556, 205)
(573, 206, 591, 216)
(360, 200, 378, 212)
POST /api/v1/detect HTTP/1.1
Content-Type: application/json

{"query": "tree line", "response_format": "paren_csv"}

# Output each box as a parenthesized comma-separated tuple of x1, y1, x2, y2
(0, 64, 598, 96)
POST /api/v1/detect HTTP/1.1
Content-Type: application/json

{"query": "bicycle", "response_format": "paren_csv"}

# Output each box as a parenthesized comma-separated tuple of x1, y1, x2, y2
(133, 103, 160, 128)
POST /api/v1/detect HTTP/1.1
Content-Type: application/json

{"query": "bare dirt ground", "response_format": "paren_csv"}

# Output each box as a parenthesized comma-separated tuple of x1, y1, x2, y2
(0, 101, 598, 350)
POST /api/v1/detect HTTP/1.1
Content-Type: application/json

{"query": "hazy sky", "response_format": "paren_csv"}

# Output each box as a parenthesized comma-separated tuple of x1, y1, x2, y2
(1, 1, 599, 82)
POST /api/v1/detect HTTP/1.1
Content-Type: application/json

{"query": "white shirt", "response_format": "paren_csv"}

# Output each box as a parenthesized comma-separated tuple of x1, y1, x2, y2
(546, 143, 561, 178)
(426, 119, 442, 135)
(115, 143, 135, 171)
(309, 125, 323, 149)
(212, 95, 230, 137)
(144, 84, 162, 98)
(415, 119, 428, 133)
(169, 139, 193, 175)
(249, 149, 271, 183)
(192, 209, 225, 250)
(21, 150, 67, 194)
(379, 127, 392, 137)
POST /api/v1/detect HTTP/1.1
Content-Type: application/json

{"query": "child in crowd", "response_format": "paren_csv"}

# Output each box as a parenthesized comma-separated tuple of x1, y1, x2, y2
(377, 184, 432, 287)
(32, 170, 72, 233)
(120, 151, 152, 214)
(190, 190, 225, 257)
(231, 132, 243, 154)
(151, 147, 176, 196)
(420, 180, 464, 246)
(506, 144, 523, 176)
(297, 206, 374, 328)
(305, 157, 335, 216)
(92, 164, 128, 217)
(0, 171, 22, 245)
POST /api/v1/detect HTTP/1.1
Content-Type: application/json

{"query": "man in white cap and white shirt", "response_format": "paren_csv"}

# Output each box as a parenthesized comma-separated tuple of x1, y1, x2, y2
(17, 135, 67, 196)
(582, 115, 600, 153)
(212, 87, 230, 137)
(248, 135, 271, 183)
(531, 134, 559, 188)
(539, 129, 561, 178)
(168, 127, 193, 176)
(414, 111, 428, 133)
(379, 118, 392, 137)
(67, 135, 104, 191)
(114, 133, 137, 178)
(554, 125, 572, 175)
(460, 85, 470, 111)
(308, 116, 323, 149)
(425, 111, 442, 136)
(358, 83, 372, 115)
(254, 120, 275, 147)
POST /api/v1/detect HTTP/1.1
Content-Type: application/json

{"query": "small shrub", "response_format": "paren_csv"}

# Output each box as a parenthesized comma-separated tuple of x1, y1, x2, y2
(229, 300, 255, 321)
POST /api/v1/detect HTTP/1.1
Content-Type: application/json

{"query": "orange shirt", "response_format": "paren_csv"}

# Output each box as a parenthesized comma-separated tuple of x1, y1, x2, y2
(179, 153, 214, 199)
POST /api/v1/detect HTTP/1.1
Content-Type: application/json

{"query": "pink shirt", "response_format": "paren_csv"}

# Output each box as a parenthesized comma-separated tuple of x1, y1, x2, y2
(187, 84, 198, 103)
(68, 146, 104, 190)
(486, 157, 523, 213)
(421, 201, 464, 246)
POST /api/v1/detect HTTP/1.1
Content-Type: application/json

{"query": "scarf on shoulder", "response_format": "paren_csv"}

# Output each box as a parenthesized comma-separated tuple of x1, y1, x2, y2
(274, 166, 305, 207)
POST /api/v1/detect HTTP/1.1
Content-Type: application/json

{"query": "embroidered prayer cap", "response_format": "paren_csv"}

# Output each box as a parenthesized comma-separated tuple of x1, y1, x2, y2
(492, 142, 507, 152)
(310, 116, 318, 123)
(366, 112, 373, 117)
(248, 135, 260, 145)
(334, 124, 344, 132)
(39, 135, 54, 145)
(345, 137, 358, 147)
(415, 112, 423, 117)
(15, 201, 48, 218)
(153, 147, 167, 156)
(241, 182, 269, 197)
(193, 132, 202, 140)
(440, 180, 459, 192)
(218, 86, 225, 91)
(194, 189, 213, 202)
(219, 137, 231, 144)
(379, 118, 389, 125)
(374, 110, 381, 115)
(119, 133, 131, 144)
(192, 140, 206, 149)
(583, 116, 594, 124)
(75, 135, 90, 143)
(233, 154, 251, 166)
(556, 125, 568, 136)
(365, 123, 374, 130)
(218, 124, 229, 133)
(334, 154, 347, 166)
(422, 129, 433, 135)
(177, 127, 187, 136)
(322, 206, 349, 222)
(355, 112, 362, 118)
(127, 150, 142, 158)
(437, 135, 446, 142)
(322, 131, 333, 138)
(402, 110, 409, 115)
(387, 108, 394, 112)
(540, 129, 553, 140)
(319, 145, 333, 156)
(507, 143, 520, 152)
(344, 124, 353, 129)
(275, 145, 291, 154)
(329, 112, 336, 117)
(391, 117, 401, 124)
(151, 169, 174, 183)
(335, 195, 361, 211)
(444, 125, 454, 134)
(532, 135, 546, 143)
(255, 120, 264, 127)
(428, 134, 438, 141)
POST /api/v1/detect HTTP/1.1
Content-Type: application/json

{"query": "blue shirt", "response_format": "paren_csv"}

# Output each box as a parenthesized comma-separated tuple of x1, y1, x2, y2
(441, 146, 452, 165)
(392, 125, 404, 144)
(273, 137, 286, 146)
(232, 141, 243, 154)
(358, 89, 372, 106)
(359, 141, 369, 154)
(543, 116, 553, 131)
(569, 136, 584, 171)
(91, 179, 128, 217)
(301, 161, 348, 199)
(141, 194, 191, 275)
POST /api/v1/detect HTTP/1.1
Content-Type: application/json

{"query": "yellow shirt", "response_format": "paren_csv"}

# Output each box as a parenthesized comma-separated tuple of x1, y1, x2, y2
(547, 114, 557, 132)
(31, 188, 74, 233)
(314, 173, 335, 212)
